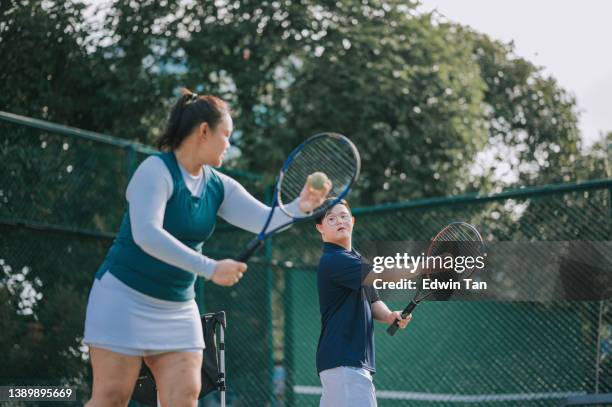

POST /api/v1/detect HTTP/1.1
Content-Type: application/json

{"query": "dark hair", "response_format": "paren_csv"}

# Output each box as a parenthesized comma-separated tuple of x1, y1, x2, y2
(157, 88, 230, 151)
(315, 198, 351, 224)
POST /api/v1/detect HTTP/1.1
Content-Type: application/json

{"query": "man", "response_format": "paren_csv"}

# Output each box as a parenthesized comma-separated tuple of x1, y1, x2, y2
(314, 198, 411, 407)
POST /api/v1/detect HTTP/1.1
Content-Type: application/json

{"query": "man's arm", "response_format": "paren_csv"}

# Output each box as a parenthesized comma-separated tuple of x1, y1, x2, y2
(371, 301, 412, 329)
(371, 301, 394, 323)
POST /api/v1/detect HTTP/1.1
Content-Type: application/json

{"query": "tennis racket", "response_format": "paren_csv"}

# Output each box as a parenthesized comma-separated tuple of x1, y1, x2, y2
(236, 133, 360, 262)
(387, 222, 485, 336)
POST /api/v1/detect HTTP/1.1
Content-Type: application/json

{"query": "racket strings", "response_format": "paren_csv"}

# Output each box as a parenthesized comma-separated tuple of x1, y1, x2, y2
(296, 142, 355, 187)
(415, 223, 485, 301)
(281, 155, 351, 206)
(430, 223, 483, 258)
(282, 143, 352, 195)
(279, 135, 359, 217)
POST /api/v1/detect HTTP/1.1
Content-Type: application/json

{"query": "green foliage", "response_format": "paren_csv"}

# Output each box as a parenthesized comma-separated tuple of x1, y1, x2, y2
(276, 9, 489, 204)
(2, 0, 606, 198)
(466, 31, 584, 188)
(0, 1, 91, 123)
(97, 0, 605, 202)
(0, 0, 173, 141)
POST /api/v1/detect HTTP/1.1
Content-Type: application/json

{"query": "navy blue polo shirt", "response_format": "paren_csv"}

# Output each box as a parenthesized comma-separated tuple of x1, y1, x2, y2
(316, 242, 380, 374)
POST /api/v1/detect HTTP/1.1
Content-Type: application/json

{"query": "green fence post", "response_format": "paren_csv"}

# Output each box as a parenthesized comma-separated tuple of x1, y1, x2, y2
(609, 186, 612, 239)
(284, 264, 294, 407)
(265, 184, 276, 406)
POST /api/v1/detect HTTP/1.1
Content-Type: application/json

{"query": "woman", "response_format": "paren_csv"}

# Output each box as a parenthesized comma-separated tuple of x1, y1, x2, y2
(83, 89, 327, 407)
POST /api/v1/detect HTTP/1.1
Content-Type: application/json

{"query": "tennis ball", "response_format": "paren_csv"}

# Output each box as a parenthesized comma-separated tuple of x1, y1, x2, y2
(309, 172, 328, 190)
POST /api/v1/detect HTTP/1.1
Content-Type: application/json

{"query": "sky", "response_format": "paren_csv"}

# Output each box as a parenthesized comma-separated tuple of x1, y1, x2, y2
(418, 0, 612, 148)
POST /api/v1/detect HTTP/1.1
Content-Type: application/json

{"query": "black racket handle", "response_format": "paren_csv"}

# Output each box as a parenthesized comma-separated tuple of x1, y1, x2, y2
(237, 237, 265, 262)
(387, 301, 417, 336)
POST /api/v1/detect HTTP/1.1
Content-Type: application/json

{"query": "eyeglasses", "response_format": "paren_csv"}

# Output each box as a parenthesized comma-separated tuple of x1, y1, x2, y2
(325, 214, 351, 226)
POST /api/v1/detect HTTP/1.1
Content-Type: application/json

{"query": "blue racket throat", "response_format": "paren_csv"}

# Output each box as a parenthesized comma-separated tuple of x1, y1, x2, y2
(236, 237, 265, 262)
(235, 197, 278, 262)
(259, 192, 279, 239)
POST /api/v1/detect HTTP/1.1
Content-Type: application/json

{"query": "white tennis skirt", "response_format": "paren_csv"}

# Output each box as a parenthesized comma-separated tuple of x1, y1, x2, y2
(83, 271, 204, 356)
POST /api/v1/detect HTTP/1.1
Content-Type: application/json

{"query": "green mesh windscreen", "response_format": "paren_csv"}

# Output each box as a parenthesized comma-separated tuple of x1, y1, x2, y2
(278, 184, 611, 406)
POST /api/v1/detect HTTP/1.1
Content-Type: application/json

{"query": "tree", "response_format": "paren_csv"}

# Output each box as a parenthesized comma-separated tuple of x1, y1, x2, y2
(107, 1, 487, 205)
(464, 30, 590, 189)
(273, 7, 489, 204)
(0, 0, 92, 124)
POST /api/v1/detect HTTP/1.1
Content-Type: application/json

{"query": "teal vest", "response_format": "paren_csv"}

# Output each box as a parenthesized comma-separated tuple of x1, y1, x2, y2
(96, 152, 224, 301)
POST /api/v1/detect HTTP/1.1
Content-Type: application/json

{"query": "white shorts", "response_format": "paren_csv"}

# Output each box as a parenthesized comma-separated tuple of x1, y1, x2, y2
(319, 366, 377, 407)
(83, 271, 205, 356)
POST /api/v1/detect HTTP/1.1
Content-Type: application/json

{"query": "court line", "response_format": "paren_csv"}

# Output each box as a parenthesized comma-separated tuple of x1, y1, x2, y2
(293, 385, 585, 402)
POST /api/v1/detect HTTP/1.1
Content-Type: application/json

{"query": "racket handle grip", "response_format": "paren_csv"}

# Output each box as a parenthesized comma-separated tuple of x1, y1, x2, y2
(387, 301, 417, 336)
(236, 237, 265, 262)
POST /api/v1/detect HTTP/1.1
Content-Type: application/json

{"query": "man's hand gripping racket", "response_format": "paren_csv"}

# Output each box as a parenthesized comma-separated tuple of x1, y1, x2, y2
(387, 222, 485, 336)
(236, 133, 361, 262)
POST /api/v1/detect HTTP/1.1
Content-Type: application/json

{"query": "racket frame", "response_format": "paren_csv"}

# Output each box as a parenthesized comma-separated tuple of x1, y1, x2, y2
(236, 133, 360, 262)
(386, 222, 485, 336)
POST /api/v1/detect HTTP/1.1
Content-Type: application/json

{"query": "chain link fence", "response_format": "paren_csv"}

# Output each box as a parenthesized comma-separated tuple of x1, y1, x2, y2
(0, 112, 271, 406)
(2, 111, 611, 406)
(274, 179, 612, 406)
